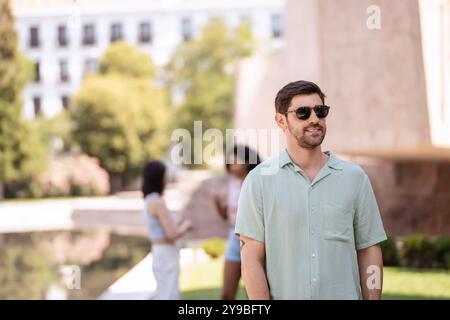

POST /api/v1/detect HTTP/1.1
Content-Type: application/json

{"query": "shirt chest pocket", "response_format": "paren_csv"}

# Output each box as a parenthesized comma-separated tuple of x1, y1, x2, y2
(322, 204, 353, 242)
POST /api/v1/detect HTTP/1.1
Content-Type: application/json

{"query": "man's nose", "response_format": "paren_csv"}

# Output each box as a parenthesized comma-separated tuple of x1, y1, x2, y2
(308, 110, 320, 124)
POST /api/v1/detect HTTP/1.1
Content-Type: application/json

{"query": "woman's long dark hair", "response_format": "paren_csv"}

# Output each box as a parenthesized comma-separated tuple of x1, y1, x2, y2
(225, 144, 262, 174)
(142, 161, 166, 197)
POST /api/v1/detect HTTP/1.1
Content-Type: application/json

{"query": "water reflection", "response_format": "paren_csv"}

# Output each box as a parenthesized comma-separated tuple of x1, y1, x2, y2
(0, 231, 149, 300)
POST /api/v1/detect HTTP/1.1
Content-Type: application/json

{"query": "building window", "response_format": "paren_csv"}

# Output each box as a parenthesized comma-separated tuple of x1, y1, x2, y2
(181, 18, 192, 41)
(82, 24, 96, 46)
(59, 60, 69, 82)
(271, 14, 283, 38)
(58, 25, 69, 47)
(84, 59, 98, 75)
(29, 26, 40, 48)
(110, 23, 123, 42)
(61, 96, 70, 110)
(33, 96, 41, 117)
(240, 15, 252, 28)
(139, 22, 152, 43)
(34, 62, 40, 82)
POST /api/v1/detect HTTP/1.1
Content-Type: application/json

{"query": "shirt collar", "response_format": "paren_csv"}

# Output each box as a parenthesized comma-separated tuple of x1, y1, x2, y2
(279, 149, 344, 171)
(279, 149, 292, 168)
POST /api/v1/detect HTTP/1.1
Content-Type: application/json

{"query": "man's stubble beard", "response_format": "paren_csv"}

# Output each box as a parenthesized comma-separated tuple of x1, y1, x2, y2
(287, 119, 326, 150)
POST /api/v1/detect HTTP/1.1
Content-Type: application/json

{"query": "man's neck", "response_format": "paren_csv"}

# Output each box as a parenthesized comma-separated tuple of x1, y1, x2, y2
(286, 144, 328, 171)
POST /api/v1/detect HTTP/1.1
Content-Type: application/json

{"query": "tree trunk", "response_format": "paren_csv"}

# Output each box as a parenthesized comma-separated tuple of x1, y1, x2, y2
(0, 180, 4, 200)
(109, 173, 123, 194)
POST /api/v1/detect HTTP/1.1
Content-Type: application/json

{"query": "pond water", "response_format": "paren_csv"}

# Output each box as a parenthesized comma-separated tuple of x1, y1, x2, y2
(0, 230, 150, 299)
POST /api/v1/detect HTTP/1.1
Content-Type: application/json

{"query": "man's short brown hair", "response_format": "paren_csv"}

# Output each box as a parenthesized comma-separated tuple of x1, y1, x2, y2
(275, 80, 326, 114)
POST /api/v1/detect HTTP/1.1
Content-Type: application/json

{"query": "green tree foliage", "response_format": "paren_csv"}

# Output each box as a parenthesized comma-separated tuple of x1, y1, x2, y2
(99, 41, 156, 78)
(33, 111, 75, 154)
(166, 18, 254, 134)
(0, 0, 46, 199)
(70, 42, 172, 190)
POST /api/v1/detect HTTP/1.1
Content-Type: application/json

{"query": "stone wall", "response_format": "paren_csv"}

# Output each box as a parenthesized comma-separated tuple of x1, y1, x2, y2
(344, 155, 450, 236)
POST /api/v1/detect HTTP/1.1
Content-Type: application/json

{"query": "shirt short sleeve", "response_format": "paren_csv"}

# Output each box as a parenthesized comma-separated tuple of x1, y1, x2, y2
(234, 170, 265, 243)
(354, 174, 387, 250)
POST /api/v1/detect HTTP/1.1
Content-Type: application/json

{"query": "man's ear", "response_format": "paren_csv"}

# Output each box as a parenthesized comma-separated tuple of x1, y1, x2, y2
(275, 113, 287, 132)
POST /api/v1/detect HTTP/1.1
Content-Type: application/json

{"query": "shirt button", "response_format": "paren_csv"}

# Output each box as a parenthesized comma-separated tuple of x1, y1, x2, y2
(313, 278, 317, 282)
(312, 253, 316, 258)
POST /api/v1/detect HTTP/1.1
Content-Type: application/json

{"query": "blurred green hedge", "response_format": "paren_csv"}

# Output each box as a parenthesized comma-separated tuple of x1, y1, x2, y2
(381, 234, 450, 270)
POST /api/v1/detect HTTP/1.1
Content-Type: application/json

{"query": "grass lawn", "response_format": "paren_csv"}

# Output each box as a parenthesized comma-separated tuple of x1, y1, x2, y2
(383, 267, 450, 299)
(180, 257, 450, 300)
(180, 257, 247, 300)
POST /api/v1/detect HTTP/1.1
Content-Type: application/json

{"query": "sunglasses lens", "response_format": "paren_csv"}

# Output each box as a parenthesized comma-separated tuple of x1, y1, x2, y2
(315, 105, 329, 118)
(295, 107, 311, 120)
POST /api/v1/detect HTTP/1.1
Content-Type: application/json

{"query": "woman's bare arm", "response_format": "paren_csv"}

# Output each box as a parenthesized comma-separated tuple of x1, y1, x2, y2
(149, 198, 191, 242)
(214, 194, 228, 220)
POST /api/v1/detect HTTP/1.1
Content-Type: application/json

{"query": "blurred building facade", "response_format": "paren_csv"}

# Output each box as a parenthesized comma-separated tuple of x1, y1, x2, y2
(12, 0, 285, 118)
(234, 0, 450, 236)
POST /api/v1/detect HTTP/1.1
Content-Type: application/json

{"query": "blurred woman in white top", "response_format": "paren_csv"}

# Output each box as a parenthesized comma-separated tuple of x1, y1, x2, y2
(142, 161, 192, 299)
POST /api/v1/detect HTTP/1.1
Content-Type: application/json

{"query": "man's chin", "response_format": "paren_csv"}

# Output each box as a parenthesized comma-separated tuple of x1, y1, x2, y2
(298, 142, 322, 150)
(297, 138, 324, 149)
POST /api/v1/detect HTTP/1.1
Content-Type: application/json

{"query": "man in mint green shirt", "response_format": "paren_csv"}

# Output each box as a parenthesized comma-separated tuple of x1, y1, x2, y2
(235, 80, 387, 300)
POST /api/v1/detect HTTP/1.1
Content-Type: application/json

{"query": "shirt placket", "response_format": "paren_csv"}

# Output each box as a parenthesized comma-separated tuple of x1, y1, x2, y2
(309, 167, 332, 299)
(294, 165, 317, 299)
(309, 184, 319, 299)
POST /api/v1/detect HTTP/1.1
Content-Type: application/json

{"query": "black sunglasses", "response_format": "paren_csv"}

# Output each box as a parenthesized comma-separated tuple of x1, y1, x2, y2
(285, 105, 330, 120)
